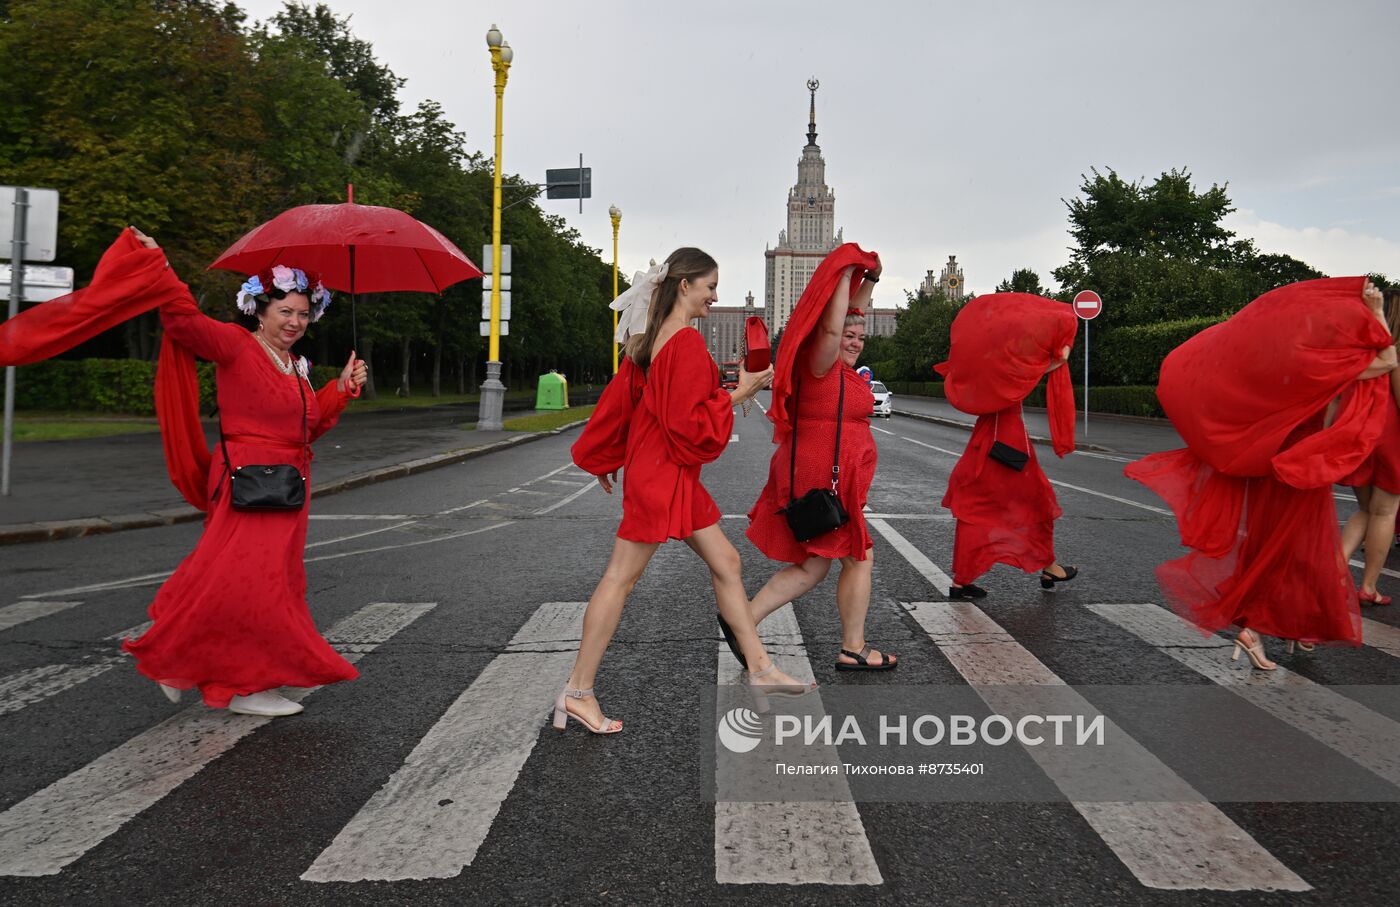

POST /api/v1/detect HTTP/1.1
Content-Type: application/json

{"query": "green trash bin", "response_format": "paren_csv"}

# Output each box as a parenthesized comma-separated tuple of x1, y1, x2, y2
(536, 371, 569, 411)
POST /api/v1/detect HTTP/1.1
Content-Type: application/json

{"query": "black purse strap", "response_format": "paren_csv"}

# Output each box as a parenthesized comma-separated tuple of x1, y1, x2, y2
(219, 366, 309, 479)
(787, 366, 846, 503)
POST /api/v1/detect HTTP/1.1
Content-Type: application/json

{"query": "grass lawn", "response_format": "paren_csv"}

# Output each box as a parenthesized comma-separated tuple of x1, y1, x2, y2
(13, 418, 161, 442)
(498, 405, 595, 433)
(345, 389, 534, 412)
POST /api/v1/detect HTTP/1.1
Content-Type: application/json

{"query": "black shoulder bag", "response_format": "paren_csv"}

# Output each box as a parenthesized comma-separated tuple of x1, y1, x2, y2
(219, 374, 309, 511)
(779, 371, 850, 542)
(987, 410, 1029, 472)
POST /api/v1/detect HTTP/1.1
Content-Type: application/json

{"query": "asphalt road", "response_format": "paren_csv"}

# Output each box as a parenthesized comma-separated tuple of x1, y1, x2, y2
(1, 399, 1398, 905)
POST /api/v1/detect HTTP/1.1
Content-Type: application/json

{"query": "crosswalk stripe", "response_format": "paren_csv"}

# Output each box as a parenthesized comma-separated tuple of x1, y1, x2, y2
(302, 602, 585, 882)
(0, 602, 434, 877)
(0, 622, 149, 717)
(904, 601, 1309, 891)
(1362, 618, 1400, 660)
(1088, 603, 1400, 789)
(0, 601, 82, 633)
(714, 605, 883, 886)
(867, 519, 952, 594)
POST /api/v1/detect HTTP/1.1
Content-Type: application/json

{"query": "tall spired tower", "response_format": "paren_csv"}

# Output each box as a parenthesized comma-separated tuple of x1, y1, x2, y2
(764, 78, 842, 331)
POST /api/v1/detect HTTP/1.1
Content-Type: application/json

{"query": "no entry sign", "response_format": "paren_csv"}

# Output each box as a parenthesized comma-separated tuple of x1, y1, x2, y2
(1073, 290, 1102, 320)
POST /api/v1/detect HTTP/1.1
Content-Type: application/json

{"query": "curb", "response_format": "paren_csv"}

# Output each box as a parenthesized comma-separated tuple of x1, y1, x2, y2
(892, 408, 1119, 454)
(0, 417, 592, 546)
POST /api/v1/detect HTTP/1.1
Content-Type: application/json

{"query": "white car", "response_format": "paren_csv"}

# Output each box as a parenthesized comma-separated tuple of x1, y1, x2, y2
(870, 380, 892, 418)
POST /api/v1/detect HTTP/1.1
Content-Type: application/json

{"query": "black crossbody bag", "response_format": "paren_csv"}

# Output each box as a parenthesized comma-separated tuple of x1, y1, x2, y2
(219, 373, 309, 511)
(988, 410, 1029, 472)
(779, 371, 850, 542)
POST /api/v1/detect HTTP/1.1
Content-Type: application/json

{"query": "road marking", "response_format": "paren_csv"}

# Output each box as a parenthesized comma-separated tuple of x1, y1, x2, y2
(871, 426, 894, 435)
(721, 513, 951, 522)
(545, 479, 588, 487)
(306, 521, 419, 549)
(904, 601, 1308, 891)
(308, 514, 416, 521)
(438, 498, 490, 515)
(302, 602, 585, 882)
(730, 433, 740, 442)
(0, 602, 435, 877)
(535, 481, 596, 515)
(714, 605, 883, 886)
(0, 601, 82, 633)
(1074, 450, 1133, 463)
(0, 622, 150, 717)
(1348, 559, 1400, 581)
(867, 519, 952, 595)
(1361, 618, 1400, 659)
(305, 522, 514, 563)
(1088, 603, 1400, 789)
(519, 463, 576, 486)
(897, 435, 1171, 515)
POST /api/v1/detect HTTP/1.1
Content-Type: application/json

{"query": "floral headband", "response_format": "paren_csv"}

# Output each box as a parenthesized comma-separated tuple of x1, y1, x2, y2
(236, 264, 333, 321)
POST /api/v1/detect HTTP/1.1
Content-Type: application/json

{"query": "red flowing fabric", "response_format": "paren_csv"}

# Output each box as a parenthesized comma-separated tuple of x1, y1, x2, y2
(571, 328, 734, 543)
(123, 301, 356, 705)
(767, 242, 880, 442)
(0, 229, 211, 509)
(935, 294, 1078, 584)
(1125, 277, 1390, 645)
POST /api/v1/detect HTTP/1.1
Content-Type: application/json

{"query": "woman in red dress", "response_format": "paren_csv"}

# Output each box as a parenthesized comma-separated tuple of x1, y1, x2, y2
(119, 230, 365, 716)
(1340, 292, 1400, 608)
(1126, 278, 1394, 668)
(937, 294, 1080, 599)
(745, 244, 896, 671)
(563, 248, 813, 734)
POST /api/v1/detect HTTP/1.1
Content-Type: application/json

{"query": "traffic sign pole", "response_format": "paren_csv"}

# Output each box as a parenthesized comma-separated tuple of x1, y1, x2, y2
(3, 187, 28, 496)
(1071, 290, 1103, 440)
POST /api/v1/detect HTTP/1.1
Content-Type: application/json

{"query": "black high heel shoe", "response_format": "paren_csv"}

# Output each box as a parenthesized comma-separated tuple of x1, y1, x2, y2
(1040, 565, 1079, 591)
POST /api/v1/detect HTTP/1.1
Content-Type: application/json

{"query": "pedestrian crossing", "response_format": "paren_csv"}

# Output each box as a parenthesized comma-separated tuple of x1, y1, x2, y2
(3, 569, 1400, 893)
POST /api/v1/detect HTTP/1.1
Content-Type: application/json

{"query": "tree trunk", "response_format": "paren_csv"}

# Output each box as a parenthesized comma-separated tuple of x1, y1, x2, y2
(399, 336, 411, 397)
(456, 357, 465, 395)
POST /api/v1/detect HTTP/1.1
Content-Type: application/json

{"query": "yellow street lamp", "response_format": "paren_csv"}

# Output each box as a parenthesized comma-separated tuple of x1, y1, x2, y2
(609, 204, 621, 374)
(478, 23, 513, 430)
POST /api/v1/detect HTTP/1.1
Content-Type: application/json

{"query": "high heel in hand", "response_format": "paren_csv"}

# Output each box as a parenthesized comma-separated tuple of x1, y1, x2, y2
(552, 686, 622, 734)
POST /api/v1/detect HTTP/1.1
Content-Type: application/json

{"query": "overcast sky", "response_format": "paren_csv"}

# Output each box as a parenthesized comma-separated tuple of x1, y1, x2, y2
(239, 0, 1400, 307)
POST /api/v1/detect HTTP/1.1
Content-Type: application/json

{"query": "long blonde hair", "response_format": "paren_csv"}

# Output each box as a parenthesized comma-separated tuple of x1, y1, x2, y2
(624, 247, 718, 371)
(1386, 288, 1400, 343)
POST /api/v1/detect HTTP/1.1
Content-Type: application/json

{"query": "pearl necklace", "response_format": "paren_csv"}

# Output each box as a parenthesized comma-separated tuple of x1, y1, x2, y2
(255, 330, 295, 375)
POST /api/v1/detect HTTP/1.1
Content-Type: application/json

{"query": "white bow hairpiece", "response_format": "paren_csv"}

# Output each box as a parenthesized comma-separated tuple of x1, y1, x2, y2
(610, 261, 669, 343)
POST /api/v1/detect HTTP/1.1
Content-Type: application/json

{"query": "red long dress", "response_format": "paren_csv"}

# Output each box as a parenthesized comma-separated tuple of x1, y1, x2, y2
(1339, 383, 1400, 494)
(122, 300, 358, 706)
(572, 328, 734, 543)
(935, 293, 1079, 586)
(1126, 277, 1391, 645)
(748, 357, 877, 562)
(943, 405, 1059, 584)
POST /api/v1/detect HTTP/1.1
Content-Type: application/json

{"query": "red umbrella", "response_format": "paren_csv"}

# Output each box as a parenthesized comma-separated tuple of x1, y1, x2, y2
(209, 189, 481, 293)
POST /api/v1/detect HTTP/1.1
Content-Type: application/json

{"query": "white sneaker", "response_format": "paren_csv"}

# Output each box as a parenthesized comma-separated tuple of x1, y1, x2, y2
(158, 683, 182, 704)
(227, 691, 303, 717)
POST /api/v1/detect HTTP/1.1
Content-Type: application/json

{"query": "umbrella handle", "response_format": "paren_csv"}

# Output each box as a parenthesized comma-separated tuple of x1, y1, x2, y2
(347, 357, 363, 399)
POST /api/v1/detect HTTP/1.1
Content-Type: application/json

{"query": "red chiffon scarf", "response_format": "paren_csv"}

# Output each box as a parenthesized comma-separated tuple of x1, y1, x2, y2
(767, 243, 880, 441)
(0, 229, 212, 510)
(934, 293, 1079, 457)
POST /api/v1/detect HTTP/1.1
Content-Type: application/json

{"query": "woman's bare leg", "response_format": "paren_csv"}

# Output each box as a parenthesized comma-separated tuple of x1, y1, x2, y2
(685, 524, 807, 687)
(834, 550, 894, 666)
(1361, 488, 1399, 595)
(1342, 485, 1373, 563)
(748, 557, 832, 625)
(565, 537, 660, 727)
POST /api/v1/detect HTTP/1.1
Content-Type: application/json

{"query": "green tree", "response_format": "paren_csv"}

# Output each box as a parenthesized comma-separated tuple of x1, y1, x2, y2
(995, 268, 1047, 295)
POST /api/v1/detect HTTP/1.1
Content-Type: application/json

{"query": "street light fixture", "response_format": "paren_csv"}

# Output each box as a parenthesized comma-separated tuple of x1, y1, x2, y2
(478, 24, 512, 431)
(609, 204, 621, 374)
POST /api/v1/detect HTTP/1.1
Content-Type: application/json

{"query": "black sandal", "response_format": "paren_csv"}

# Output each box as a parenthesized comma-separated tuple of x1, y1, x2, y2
(948, 583, 988, 600)
(717, 613, 747, 669)
(1040, 565, 1079, 590)
(836, 645, 897, 671)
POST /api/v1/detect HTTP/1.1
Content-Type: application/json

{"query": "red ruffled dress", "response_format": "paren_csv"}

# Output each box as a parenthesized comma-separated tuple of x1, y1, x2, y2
(1339, 384, 1400, 494)
(572, 328, 734, 543)
(122, 301, 359, 706)
(748, 358, 877, 562)
(943, 405, 1059, 584)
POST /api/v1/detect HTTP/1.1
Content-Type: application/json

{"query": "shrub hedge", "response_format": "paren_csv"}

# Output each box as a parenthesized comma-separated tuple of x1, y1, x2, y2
(16, 359, 343, 415)
(885, 381, 1164, 419)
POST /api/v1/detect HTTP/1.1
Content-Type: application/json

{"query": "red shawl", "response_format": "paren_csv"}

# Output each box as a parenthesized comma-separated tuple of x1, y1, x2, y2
(768, 243, 880, 441)
(0, 229, 213, 510)
(1126, 277, 1389, 644)
(934, 293, 1078, 457)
